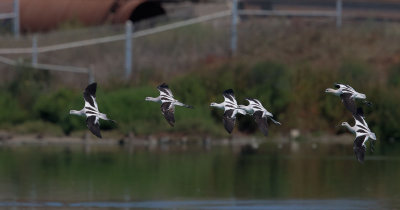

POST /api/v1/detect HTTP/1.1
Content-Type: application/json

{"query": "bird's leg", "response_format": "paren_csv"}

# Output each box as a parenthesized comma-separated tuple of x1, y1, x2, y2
(269, 117, 281, 125)
(174, 101, 193, 109)
(363, 100, 373, 107)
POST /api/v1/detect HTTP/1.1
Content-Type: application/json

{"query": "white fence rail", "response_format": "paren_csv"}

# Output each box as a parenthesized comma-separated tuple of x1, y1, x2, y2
(0, 55, 94, 83)
(0, 12, 15, 20)
(0, 10, 232, 55)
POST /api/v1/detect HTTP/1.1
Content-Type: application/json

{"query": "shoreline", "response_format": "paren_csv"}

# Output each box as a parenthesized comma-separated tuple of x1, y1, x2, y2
(0, 131, 354, 147)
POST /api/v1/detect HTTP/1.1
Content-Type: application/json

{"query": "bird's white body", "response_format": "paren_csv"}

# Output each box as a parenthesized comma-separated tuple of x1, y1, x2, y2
(145, 83, 193, 127)
(69, 83, 114, 138)
(210, 89, 245, 134)
(325, 83, 366, 100)
(342, 110, 377, 162)
(325, 83, 371, 114)
(210, 102, 246, 116)
(70, 95, 110, 122)
(210, 92, 246, 118)
(239, 99, 281, 125)
(145, 96, 162, 103)
(145, 87, 192, 108)
(343, 118, 376, 144)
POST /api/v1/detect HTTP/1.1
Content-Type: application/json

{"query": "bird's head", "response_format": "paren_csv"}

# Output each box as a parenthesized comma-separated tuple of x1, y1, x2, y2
(325, 88, 335, 93)
(145, 97, 151, 101)
(210, 102, 217, 107)
(325, 88, 341, 96)
(341, 122, 350, 127)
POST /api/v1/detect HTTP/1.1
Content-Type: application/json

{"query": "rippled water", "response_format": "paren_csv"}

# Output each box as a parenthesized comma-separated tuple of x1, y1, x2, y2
(0, 141, 399, 209)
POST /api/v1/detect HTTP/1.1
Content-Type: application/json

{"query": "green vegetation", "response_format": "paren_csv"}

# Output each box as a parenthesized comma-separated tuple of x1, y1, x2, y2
(0, 57, 399, 142)
(1, 21, 399, 142)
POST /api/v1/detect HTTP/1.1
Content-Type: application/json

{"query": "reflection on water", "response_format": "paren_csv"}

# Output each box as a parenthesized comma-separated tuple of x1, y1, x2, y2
(0, 141, 399, 209)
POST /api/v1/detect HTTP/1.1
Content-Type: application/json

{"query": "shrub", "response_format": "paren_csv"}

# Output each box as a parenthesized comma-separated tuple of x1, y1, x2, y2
(33, 89, 83, 134)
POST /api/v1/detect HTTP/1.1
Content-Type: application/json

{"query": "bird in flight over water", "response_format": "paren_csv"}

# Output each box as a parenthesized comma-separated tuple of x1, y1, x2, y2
(70, 83, 116, 138)
(145, 83, 193, 127)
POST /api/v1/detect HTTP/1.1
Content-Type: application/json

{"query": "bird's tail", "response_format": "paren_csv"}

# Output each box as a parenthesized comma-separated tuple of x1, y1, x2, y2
(175, 101, 194, 109)
(356, 93, 367, 100)
(100, 113, 117, 124)
(369, 132, 377, 141)
(236, 108, 247, 115)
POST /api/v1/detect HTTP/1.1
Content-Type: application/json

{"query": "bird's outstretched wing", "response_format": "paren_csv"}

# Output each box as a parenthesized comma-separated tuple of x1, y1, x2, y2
(353, 107, 367, 127)
(223, 109, 235, 134)
(161, 102, 175, 127)
(353, 135, 367, 163)
(340, 93, 357, 114)
(157, 83, 174, 98)
(84, 83, 97, 108)
(86, 115, 101, 138)
(223, 89, 237, 105)
(253, 111, 269, 136)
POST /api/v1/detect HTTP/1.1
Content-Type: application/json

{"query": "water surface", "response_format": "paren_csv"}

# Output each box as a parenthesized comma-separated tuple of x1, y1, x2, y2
(0, 141, 399, 209)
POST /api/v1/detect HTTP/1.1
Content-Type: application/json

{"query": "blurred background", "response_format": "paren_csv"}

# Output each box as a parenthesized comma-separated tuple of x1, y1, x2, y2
(0, 0, 400, 209)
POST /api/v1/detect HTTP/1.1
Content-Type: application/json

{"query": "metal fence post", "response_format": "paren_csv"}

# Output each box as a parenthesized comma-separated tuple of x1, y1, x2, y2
(88, 68, 94, 84)
(125, 21, 133, 79)
(13, 0, 20, 39)
(336, 0, 342, 28)
(32, 35, 38, 66)
(230, 0, 238, 56)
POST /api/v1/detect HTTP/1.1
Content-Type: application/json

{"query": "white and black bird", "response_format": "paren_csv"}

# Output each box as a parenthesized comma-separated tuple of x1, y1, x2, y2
(145, 83, 193, 127)
(325, 83, 371, 114)
(69, 83, 115, 138)
(238, 98, 281, 136)
(210, 89, 246, 134)
(341, 108, 377, 163)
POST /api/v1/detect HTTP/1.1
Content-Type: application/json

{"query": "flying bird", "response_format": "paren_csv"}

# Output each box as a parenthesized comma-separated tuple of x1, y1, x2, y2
(69, 83, 115, 138)
(145, 83, 193, 127)
(341, 108, 377, 163)
(325, 83, 371, 114)
(210, 89, 246, 134)
(238, 98, 281, 136)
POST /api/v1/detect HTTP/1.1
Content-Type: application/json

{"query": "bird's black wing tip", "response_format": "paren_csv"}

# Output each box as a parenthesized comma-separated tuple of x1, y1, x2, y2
(223, 89, 234, 96)
(85, 82, 97, 95)
(158, 82, 169, 89)
(87, 82, 97, 89)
